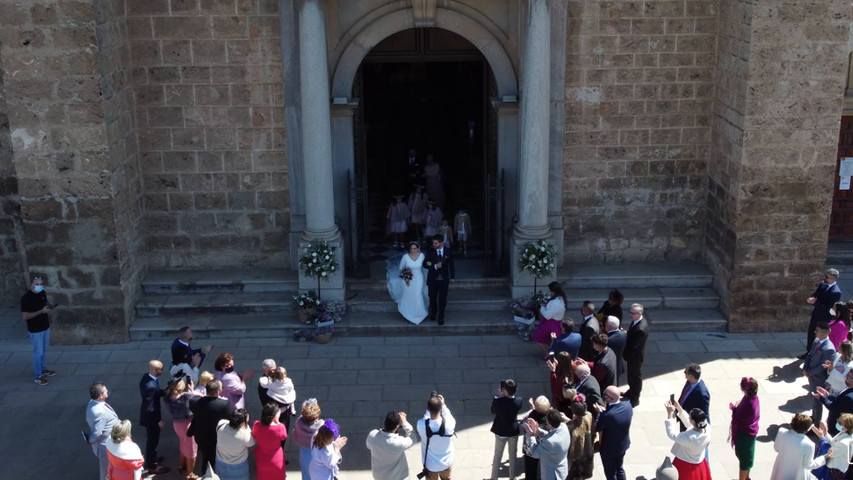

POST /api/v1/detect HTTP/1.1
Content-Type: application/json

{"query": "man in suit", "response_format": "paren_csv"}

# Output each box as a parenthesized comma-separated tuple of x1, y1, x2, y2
(404, 148, 422, 190)
(805, 322, 837, 424)
(489, 379, 523, 480)
(189, 379, 236, 474)
(605, 316, 627, 382)
(595, 385, 633, 480)
(550, 317, 581, 360)
(139, 360, 169, 475)
(171, 325, 213, 372)
(523, 408, 570, 480)
(815, 369, 853, 435)
(575, 363, 605, 416)
(801, 268, 842, 359)
(622, 303, 649, 407)
(677, 363, 710, 432)
(590, 333, 618, 390)
(578, 301, 600, 361)
(85, 382, 119, 480)
(366, 411, 419, 480)
(423, 234, 455, 325)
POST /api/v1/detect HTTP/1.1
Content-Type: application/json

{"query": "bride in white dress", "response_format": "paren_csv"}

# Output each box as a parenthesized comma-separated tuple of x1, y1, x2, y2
(386, 241, 429, 324)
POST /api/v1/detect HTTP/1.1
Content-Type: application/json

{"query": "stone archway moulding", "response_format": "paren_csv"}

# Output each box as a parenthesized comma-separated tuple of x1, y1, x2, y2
(330, 8, 519, 99)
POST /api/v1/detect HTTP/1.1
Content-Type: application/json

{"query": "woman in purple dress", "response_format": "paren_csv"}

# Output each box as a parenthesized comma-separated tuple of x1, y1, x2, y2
(729, 376, 760, 480)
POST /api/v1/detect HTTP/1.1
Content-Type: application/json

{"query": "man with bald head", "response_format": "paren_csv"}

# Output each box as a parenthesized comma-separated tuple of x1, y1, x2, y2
(595, 385, 633, 480)
(139, 360, 169, 475)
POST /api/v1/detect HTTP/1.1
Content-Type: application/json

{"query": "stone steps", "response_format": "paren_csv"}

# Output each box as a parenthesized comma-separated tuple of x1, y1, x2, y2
(130, 261, 727, 339)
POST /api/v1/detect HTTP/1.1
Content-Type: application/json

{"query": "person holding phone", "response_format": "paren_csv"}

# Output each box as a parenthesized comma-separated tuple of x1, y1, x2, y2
(489, 379, 523, 480)
(21, 274, 56, 386)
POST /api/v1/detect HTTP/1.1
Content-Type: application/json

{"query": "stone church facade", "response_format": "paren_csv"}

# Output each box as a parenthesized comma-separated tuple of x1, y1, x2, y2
(0, 0, 849, 342)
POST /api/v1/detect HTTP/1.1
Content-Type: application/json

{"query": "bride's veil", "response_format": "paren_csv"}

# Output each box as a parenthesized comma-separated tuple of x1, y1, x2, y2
(386, 253, 405, 302)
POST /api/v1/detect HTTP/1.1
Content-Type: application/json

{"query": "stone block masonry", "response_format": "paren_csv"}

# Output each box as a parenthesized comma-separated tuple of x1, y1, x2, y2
(0, 0, 145, 342)
(562, 0, 716, 263)
(131, 0, 289, 269)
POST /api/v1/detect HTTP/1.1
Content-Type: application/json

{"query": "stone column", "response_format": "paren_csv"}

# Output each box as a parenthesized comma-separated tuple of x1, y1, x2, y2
(297, 0, 344, 300)
(331, 99, 359, 263)
(511, 0, 554, 297)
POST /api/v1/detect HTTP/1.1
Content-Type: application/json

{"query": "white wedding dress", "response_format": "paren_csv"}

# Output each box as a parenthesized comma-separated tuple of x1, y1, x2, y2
(386, 252, 429, 324)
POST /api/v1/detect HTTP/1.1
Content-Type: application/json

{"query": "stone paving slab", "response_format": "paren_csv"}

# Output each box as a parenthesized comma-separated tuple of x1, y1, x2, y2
(0, 307, 822, 480)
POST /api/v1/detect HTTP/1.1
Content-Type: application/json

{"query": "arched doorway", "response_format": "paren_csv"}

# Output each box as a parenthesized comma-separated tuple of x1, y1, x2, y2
(353, 29, 494, 272)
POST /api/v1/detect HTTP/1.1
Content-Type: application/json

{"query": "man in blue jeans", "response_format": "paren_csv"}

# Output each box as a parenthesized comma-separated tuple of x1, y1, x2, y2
(20, 275, 56, 385)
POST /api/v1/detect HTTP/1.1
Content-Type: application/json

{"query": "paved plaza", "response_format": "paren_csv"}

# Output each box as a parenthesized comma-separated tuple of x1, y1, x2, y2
(0, 306, 819, 480)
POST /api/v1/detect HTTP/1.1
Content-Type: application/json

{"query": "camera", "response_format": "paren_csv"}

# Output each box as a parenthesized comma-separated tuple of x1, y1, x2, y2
(430, 390, 439, 397)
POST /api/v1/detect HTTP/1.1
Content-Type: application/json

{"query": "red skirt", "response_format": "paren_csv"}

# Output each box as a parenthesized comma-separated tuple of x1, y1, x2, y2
(531, 318, 562, 345)
(673, 457, 711, 480)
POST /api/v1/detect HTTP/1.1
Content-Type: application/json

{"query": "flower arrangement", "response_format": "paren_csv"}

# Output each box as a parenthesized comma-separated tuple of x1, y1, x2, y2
(299, 240, 338, 300)
(293, 290, 319, 309)
(293, 300, 346, 342)
(400, 267, 413, 286)
(511, 291, 548, 341)
(517, 239, 557, 297)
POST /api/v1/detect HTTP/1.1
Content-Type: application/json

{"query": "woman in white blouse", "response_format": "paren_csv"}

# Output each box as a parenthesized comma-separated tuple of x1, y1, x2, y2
(811, 413, 853, 478)
(770, 413, 831, 480)
(530, 281, 568, 356)
(664, 400, 711, 480)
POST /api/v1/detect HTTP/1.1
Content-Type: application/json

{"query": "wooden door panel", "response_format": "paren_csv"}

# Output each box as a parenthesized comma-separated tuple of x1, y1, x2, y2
(829, 116, 853, 240)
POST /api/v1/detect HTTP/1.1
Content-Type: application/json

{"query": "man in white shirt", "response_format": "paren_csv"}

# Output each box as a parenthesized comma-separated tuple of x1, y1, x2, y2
(416, 393, 456, 479)
(366, 411, 419, 480)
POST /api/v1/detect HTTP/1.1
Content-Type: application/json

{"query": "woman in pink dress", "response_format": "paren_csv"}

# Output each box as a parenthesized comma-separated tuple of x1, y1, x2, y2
(252, 403, 288, 480)
(829, 302, 851, 349)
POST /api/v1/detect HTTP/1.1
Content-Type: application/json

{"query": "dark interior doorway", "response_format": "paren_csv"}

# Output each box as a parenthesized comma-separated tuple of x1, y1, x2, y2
(354, 28, 493, 263)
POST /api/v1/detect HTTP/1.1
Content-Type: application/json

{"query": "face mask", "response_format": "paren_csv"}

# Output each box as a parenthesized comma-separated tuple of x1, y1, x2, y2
(837, 422, 844, 433)
(33, 285, 44, 293)
(225, 366, 235, 374)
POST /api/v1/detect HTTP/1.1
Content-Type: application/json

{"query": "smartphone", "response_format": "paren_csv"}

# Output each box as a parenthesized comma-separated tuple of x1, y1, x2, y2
(670, 394, 675, 404)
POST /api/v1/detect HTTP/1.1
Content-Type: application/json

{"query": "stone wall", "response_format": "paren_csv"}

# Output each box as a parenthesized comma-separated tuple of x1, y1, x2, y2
(0, 46, 24, 305)
(707, 0, 849, 332)
(562, 0, 716, 262)
(130, 0, 290, 268)
(0, 0, 143, 342)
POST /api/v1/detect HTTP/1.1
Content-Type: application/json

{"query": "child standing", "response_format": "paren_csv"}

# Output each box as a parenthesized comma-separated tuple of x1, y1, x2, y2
(423, 201, 443, 239)
(437, 220, 452, 250)
(454, 206, 471, 256)
(408, 186, 427, 239)
(386, 195, 410, 248)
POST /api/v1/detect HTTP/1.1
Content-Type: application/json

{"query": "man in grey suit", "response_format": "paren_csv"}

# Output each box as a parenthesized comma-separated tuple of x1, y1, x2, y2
(365, 411, 419, 480)
(804, 321, 836, 423)
(523, 409, 570, 480)
(85, 382, 119, 480)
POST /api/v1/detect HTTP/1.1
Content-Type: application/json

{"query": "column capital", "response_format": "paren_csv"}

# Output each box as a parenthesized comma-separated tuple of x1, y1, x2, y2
(331, 98, 360, 117)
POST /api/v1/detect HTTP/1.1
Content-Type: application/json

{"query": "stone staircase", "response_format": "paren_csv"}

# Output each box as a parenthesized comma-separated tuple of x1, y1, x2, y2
(129, 261, 727, 340)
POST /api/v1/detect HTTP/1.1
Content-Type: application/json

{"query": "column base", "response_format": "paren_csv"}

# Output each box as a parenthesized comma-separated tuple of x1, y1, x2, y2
(510, 233, 557, 298)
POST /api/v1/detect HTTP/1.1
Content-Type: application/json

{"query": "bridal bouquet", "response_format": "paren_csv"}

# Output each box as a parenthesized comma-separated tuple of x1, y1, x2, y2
(400, 267, 413, 286)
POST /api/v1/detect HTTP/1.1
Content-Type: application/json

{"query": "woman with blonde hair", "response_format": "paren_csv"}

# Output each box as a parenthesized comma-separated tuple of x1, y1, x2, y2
(105, 419, 145, 480)
(309, 419, 348, 480)
(522, 395, 552, 480)
(827, 341, 853, 394)
(165, 377, 200, 480)
(812, 413, 853, 479)
(293, 398, 323, 480)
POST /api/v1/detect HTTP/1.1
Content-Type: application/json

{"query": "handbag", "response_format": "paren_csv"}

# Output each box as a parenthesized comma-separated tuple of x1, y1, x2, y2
(200, 462, 220, 480)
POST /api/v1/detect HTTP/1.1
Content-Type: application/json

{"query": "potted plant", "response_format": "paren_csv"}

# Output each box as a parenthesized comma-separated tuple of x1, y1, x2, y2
(517, 239, 557, 298)
(294, 300, 346, 344)
(293, 290, 319, 324)
(510, 291, 548, 340)
(298, 240, 338, 301)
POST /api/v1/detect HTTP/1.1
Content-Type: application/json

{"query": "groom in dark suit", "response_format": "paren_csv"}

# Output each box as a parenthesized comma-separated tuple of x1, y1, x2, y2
(424, 234, 455, 324)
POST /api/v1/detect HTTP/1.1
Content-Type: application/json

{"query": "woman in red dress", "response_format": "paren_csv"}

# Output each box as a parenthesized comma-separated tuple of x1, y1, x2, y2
(252, 403, 288, 480)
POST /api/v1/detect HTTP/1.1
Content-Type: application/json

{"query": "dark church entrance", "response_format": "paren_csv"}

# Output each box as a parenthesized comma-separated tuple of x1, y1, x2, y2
(351, 28, 500, 275)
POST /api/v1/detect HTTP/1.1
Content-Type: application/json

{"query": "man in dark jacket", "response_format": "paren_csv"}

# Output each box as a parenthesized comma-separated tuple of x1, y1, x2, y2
(139, 360, 169, 475)
(595, 386, 633, 480)
(622, 303, 649, 407)
(801, 268, 841, 359)
(189, 379, 236, 474)
(490, 379, 523, 480)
